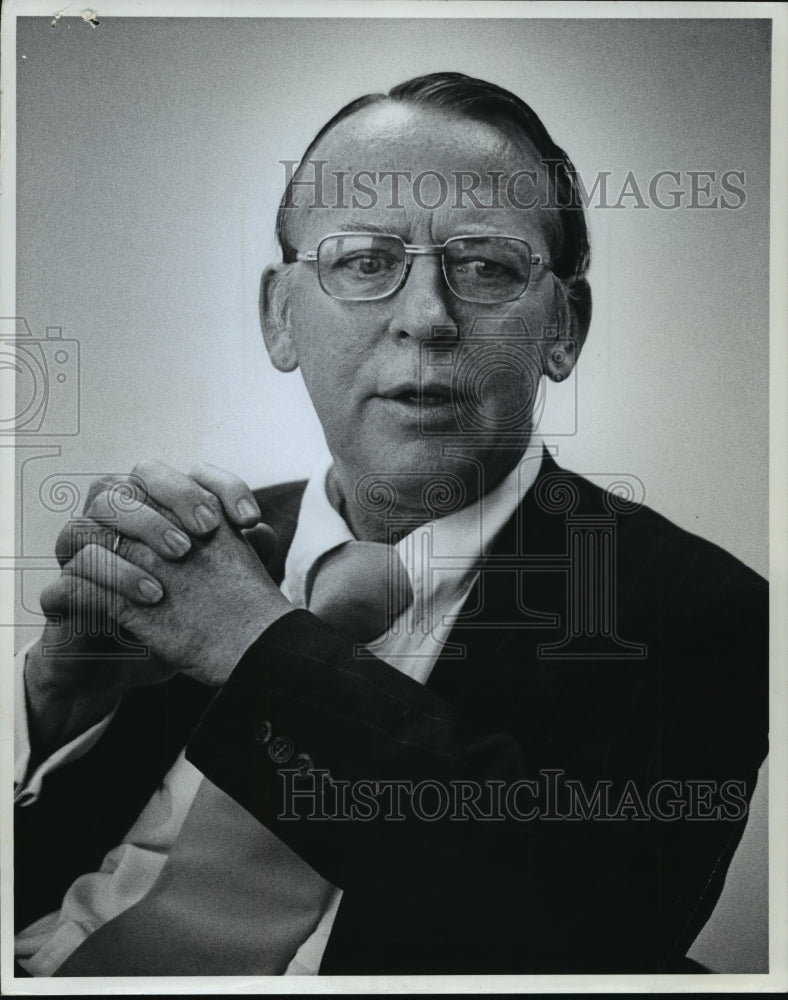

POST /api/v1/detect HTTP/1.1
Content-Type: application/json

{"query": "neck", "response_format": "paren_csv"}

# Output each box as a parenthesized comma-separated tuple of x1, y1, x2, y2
(329, 449, 530, 543)
(327, 465, 426, 542)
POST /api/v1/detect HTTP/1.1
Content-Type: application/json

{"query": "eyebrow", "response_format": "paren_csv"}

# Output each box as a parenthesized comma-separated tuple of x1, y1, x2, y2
(334, 222, 391, 235)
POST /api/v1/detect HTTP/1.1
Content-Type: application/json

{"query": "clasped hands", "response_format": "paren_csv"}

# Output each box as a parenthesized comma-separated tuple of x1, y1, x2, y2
(39, 461, 293, 689)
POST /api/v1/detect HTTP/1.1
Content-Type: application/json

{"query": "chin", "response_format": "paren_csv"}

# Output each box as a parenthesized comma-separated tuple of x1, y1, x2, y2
(344, 438, 516, 518)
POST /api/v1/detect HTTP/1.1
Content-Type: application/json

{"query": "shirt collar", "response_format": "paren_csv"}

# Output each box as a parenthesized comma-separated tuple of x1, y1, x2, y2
(281, 434, 545, 611)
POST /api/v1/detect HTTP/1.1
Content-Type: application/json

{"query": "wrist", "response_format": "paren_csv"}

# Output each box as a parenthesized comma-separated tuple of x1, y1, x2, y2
(24, 640, 74, 702)
(23, 641, 123, 768)
(24, 638, 121, 702)
(196, 590, 295, 686)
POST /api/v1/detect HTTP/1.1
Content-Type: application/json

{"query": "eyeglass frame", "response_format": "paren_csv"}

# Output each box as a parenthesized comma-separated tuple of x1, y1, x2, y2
(294, 231, 553, 304)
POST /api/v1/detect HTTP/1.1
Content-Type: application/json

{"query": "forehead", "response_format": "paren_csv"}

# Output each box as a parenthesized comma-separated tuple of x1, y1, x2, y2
(285, 103, 560, 250)
(318, 103, 514, 170)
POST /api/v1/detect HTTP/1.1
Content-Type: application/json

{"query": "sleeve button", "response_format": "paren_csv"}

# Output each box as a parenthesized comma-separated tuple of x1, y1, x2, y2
(254, 720, 272, 744)
(293, 752, 314, 776)
(268, 736, 295, 763)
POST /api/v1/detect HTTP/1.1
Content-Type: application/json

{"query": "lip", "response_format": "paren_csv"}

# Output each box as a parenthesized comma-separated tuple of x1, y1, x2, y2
(374, 381, 463, 428)
(377, 381, 458, 405)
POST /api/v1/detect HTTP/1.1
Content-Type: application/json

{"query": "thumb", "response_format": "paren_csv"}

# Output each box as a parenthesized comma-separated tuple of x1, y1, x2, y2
(243, 522, 279, 567)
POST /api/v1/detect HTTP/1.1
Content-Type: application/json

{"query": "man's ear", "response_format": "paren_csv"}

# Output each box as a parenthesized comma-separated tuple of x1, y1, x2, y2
(259, 264, 299, 373)
(544, 276, 591, 383)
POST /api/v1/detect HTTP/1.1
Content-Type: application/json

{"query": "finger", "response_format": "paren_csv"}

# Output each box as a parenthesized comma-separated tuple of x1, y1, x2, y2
(40, 575, 71, 618)
(243, 522, 278, 566)
(130, 459, 223, 537)
(85, 491, 192, 561)
(59, 474, 143, 567)
(188, 463, 261, 528)
(40, 572, 118, 622)
(69, 544, 164, 605)
(82, 474, 125, 516)
(55, 517, 119, 569)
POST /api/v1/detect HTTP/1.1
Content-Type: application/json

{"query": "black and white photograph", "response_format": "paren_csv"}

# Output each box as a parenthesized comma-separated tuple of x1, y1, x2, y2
(1, 1, 786, 992)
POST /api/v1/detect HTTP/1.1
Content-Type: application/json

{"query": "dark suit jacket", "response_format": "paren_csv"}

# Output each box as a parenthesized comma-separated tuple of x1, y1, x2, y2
(15, 455, 768, 975)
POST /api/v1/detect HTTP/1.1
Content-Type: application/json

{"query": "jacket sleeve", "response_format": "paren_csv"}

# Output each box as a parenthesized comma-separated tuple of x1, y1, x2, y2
(14, 672, 214, 934)
(185, 577, 768, 974)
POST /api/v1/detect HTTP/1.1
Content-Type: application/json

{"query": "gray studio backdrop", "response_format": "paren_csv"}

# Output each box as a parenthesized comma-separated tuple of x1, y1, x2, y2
(13, 16, 770, 972)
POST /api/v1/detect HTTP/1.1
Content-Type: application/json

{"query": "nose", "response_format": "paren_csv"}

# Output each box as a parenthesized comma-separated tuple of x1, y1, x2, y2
(386, 254, 456, 341)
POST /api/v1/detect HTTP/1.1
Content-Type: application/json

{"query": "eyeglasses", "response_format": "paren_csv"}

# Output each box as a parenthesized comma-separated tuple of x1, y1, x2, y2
(295, 232, 551, 304)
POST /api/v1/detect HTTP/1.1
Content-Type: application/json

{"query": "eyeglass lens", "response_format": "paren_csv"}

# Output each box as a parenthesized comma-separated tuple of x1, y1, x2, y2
(316, 234, 533, 303)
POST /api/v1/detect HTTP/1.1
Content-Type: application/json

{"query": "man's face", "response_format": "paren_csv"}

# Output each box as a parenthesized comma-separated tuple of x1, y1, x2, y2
(263, 104, 578, 514)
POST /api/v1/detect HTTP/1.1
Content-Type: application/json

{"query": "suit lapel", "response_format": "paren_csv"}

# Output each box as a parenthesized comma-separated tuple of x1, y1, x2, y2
(426, 453, 570, 722)
(256, 465, 573, 713)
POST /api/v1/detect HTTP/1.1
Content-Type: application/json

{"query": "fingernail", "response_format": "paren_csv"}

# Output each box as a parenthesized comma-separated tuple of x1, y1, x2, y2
(237, 498, 260, 521)
(194, 503, 219, 532)
(163, 528, 191, 557)
(138, 578, 164, 603)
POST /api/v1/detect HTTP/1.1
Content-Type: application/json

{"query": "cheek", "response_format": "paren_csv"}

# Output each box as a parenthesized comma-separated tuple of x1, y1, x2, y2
(289, 296, 381, 430)
(290, 293, 365, 385)
(457, 294, 558, 391)
(454, 343, 544, 422)
(459, 277, 562, 337)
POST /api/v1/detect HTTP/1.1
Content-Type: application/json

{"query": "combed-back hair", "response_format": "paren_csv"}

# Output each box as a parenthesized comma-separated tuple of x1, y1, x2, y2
(276, 72, 591, 331)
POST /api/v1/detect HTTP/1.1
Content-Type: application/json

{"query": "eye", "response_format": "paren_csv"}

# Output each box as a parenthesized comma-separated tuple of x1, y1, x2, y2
(335, 252, 399, 276)
(473, 259, 508, 279)
(452, 257, 513, 280)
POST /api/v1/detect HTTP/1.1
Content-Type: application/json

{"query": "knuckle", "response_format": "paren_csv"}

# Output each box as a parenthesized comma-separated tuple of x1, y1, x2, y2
(187, 461, 212, 480)
(82, 474, 116, 515)
(86, 477, 144, 519)
(130, 459, 166, 489)
(69, 545, 92, 576)
(114, 535, 131, 562)
(60, 556, 77, 578)
(137, 504, 167, 532)
(39, 579, 63, 610)
(80, 541, 109, 565)
(71, 543, 90, 567)
(130, 458, 155, 477)
(138, 493, 170, 522)
(84, 491, 109, 518)
(209, 463, 242, 487)
(108, 476, 147, 512)
(119, 535, 156, 570)
(55, 523, 77, 561)
(125, 472, 149, 501)
(189, 462, 241, 496)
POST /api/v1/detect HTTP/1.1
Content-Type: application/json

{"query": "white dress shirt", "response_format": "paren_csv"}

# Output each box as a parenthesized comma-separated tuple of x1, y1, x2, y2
(15, 439, 544, 976)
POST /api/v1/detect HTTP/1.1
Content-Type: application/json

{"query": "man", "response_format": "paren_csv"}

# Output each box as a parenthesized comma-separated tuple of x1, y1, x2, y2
(14, 73, 768, 976)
